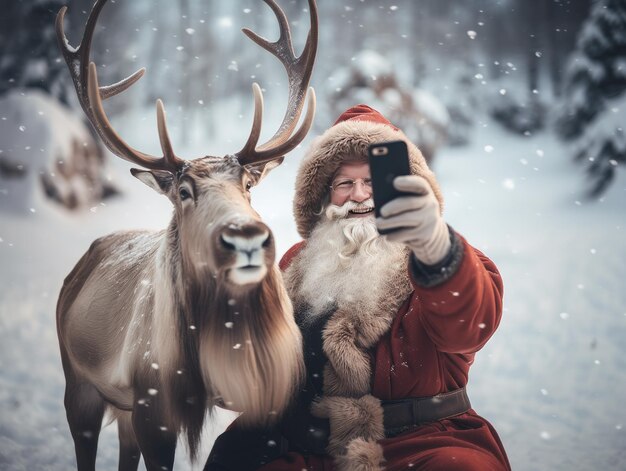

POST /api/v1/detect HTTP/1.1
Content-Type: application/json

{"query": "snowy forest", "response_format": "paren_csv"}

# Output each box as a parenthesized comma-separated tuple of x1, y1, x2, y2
(1, 0, 625, 470)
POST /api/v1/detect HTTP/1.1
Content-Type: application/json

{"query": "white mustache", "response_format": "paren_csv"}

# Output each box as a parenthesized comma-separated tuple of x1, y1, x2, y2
(325, 198, 375, 220)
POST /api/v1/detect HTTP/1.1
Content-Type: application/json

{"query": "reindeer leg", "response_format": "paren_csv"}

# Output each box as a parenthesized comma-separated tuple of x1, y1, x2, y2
(117, 411, 141, 471)
(132, 400, 177, 471)
(62, 354, 106, 471)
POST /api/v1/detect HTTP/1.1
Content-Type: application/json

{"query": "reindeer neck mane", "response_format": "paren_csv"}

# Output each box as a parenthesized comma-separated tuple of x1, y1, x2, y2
(154, 221, 301, 459)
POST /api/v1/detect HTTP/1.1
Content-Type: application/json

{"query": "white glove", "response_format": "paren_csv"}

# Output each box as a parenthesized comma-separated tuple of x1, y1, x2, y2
(376, 175, 451, 265)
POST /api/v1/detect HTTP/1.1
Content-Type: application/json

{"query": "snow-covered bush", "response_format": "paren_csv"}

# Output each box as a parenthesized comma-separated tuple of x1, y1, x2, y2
(0, 89, 118, 214)
(487, 74, 547, 135)
(329, 50, 449, 165)
(491, 92, 547, 135)
(445, 104, 474, 146)
(432, 60, 482, 147)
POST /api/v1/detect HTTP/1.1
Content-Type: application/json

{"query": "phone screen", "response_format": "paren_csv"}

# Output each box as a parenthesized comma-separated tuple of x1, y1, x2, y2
(368, 140, 411, 232)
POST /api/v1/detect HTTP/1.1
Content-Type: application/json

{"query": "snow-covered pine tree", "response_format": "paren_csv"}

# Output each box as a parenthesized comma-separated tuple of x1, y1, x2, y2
(557, 0, 626, 196)
(572, 95, 626, 196)
(556, 0, 626, 139)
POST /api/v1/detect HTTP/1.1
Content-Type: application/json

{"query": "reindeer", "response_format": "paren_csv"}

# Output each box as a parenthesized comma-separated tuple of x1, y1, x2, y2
(55, 0, 317, 469)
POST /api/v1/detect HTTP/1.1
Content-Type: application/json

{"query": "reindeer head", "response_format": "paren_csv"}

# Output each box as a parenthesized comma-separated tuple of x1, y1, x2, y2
(57, 0, 317, 288)
(132, 155, 279, 286)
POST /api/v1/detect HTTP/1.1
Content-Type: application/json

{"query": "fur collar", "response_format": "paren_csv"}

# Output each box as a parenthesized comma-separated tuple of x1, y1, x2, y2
(284, 247, 413, 470)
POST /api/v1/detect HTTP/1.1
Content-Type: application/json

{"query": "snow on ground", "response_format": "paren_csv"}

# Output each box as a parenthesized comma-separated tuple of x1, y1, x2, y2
(441, 121, 626, 470)
(0, 102, 625, 470)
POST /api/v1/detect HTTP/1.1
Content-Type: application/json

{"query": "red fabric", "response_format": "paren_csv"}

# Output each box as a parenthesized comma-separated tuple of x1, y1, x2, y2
(263, 234, 510, 471)
(372, 239, 504, 399)
(278, 241, 306, 271)
(332, 103, 400, 131)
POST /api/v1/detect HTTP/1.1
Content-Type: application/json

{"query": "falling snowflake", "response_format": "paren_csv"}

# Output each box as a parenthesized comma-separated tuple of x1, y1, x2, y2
(502, 178, 515, 190)
(218, 17, 233, 28)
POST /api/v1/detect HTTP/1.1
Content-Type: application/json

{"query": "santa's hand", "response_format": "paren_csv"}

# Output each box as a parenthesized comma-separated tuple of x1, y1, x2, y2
(376, 175, 451, 265)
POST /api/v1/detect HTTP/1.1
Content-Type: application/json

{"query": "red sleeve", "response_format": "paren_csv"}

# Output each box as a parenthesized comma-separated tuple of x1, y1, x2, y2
(278, 241, 306, 272)
(411, 235, 504, 354)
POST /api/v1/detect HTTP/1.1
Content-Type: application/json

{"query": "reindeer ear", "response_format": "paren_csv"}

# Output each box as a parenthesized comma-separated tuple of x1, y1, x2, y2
(130, 168, 174, 194)
(246, 157, 285, 184)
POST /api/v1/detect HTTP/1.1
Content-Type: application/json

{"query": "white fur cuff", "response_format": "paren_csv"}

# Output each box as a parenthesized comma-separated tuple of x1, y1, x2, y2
(335, 438, 385, 471)
(310, 395, 385, 457)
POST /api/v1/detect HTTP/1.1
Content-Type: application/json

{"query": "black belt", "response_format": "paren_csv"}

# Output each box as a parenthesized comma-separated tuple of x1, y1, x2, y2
(382, 387, 471, 437)
(283, 387, 471, 454)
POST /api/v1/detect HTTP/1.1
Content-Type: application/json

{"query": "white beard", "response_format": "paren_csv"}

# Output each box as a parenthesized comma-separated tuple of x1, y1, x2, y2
(295, 199, 408, 323)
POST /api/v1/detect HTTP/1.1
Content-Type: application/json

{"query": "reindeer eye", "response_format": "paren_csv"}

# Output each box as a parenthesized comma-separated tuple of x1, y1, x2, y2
(179, 187, 192, 201)
(245, 181, 253, 192)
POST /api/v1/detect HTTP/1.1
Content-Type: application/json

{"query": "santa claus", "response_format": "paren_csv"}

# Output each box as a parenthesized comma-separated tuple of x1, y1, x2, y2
(205, 105, 511, 471)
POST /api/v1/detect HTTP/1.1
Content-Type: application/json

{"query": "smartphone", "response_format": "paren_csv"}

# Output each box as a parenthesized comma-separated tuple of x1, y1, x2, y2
(368, 140, 411, 233)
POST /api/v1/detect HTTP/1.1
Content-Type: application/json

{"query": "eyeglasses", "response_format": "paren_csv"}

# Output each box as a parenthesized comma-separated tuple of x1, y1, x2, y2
(329, 178, 373, 195)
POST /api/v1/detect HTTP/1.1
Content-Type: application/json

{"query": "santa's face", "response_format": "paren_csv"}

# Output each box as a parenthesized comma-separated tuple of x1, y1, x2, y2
(329, 162, 374, 218)
(295, 178, 406, 319)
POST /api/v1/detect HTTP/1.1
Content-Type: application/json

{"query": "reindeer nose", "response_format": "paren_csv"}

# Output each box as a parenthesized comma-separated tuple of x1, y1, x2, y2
(219, 221, 272, 256)
(218, 221, 274, 285)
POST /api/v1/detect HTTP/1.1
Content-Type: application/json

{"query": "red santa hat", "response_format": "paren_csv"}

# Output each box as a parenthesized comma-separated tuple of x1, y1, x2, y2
(293, 104, 443, 239)
(332, 103, 399, 129)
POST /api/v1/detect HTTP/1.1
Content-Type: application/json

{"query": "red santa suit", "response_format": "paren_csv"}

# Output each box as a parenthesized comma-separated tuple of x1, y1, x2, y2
(205, 105, 510, 471)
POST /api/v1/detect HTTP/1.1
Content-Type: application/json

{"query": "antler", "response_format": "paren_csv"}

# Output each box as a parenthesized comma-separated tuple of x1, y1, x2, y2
(56, 0, 185, 173)
(236, 0, 318, 167)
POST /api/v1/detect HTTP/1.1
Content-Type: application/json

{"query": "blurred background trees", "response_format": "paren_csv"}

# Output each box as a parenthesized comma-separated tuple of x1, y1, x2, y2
(557, 0, 626, 196)
(3, 0, 625, 205)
